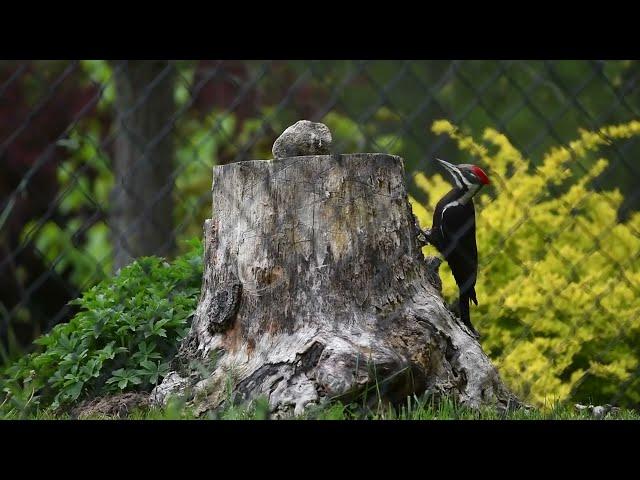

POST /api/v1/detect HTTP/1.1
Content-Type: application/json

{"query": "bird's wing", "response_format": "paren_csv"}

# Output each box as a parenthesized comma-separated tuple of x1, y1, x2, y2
(439, 202, 477, 259)
(440, 202, 479, 300)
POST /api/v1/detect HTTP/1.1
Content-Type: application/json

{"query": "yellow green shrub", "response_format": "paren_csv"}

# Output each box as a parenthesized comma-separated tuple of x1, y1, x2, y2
(411, 119, 640, 407)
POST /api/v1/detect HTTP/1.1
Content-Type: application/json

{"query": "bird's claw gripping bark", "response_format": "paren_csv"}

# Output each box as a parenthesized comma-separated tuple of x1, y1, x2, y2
(448, 304, 481, 340)
(416, 229, 429, 247)
(413, 215, 432, 248)
(459, 319, 480, 340)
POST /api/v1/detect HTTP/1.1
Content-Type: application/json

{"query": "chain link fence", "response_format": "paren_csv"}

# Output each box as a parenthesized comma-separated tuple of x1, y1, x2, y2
(1, 59, 639, 409)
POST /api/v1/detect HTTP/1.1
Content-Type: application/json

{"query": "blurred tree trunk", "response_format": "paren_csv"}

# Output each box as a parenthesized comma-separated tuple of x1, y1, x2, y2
(109, 60, 176, 271)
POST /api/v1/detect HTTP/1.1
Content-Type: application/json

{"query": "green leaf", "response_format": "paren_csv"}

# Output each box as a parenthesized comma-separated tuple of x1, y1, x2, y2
(65, 381, 84, 401)
(140, 360, 155, 370)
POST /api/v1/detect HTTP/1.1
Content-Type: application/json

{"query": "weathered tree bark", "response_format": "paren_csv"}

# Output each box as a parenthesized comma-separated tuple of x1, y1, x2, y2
(152, 152, 517, 417)
(110, 60, 176, 271)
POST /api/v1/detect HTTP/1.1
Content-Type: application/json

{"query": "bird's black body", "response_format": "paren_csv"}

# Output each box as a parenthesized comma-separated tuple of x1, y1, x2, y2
(428, 189, 479, 333)
(423, 159, 488, 337)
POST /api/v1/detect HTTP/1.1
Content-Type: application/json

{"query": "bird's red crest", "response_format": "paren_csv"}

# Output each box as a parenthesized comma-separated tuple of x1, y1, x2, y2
(471, 165, 490, 185)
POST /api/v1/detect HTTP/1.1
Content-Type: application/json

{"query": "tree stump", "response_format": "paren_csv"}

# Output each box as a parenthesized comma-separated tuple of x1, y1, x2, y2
(152, 122, 517, 417)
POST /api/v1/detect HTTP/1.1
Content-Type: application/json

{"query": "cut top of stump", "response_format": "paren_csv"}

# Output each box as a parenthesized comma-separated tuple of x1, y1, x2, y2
(272, 120, 332, 158)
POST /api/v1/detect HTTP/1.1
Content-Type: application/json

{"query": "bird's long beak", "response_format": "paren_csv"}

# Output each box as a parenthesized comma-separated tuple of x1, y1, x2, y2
(435, 158, 461, 177)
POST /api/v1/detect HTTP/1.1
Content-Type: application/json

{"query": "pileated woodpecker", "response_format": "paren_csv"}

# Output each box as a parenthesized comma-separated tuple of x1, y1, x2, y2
(422, 158, 490, 337)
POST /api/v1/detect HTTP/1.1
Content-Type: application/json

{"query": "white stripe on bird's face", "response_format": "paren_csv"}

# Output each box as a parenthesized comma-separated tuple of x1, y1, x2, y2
(436, 158, 464, 189)
(459, 172, 472, 188)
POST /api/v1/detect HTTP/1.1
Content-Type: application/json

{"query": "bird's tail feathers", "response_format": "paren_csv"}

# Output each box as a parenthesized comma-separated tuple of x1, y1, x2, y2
(459, 293, 479, 337)
(469, 287, 478, 306)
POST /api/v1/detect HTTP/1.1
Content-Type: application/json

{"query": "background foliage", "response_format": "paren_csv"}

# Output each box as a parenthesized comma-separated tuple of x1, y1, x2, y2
(411, 119, 640, 407)
(1, 60, 639, 411)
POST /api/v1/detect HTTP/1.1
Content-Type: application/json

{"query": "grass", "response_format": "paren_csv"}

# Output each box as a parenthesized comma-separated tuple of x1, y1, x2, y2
(2, 395, 639, 420)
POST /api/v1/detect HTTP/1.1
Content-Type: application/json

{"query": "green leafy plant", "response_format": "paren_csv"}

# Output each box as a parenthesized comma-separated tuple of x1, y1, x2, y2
(0, 238, 203, 414)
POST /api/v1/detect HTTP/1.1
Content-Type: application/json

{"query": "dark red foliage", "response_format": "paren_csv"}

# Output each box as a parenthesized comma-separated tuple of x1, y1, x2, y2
(0, 61, 104, 350)
(190, 60, 257, 122)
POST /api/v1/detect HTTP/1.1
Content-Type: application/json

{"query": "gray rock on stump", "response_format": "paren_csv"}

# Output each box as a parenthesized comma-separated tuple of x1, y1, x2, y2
(272, 120, 332, 158)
